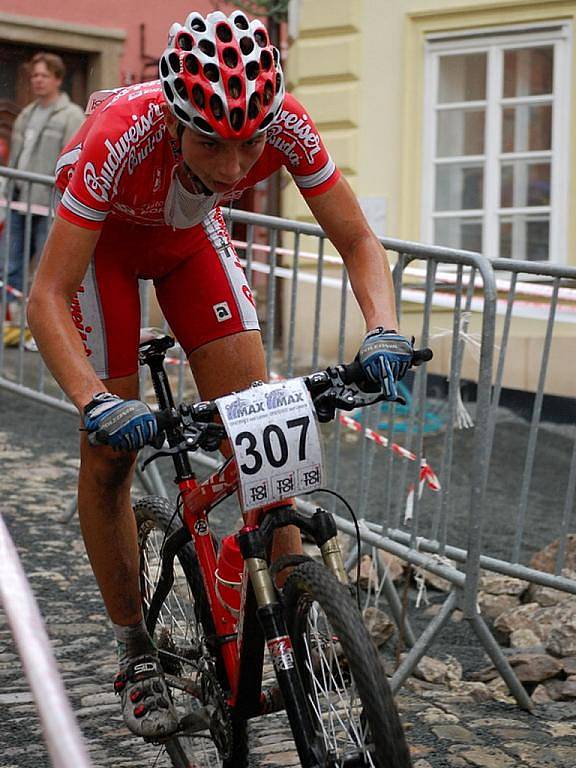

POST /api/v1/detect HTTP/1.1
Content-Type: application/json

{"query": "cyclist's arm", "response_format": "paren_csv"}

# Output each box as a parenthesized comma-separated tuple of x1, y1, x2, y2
(305, 176, 399, 331)
(27, 215, 105, 412)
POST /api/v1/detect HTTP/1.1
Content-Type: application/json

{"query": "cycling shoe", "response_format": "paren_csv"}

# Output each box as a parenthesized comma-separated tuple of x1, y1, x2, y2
(114, 654, 178, 738)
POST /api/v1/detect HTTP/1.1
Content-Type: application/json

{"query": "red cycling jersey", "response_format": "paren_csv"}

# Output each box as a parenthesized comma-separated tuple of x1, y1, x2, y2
(54, 81, 341, 380)
(55, 81, 340, 230)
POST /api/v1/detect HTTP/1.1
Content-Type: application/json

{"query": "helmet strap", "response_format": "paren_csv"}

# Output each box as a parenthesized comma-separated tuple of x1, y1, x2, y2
(180, 161, 212, 196)
(168, 127, 183, 162)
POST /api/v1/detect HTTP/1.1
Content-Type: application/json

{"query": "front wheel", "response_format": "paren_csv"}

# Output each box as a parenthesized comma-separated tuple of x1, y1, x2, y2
(283, 561, 412, 768)
(134, 495, 248, 768)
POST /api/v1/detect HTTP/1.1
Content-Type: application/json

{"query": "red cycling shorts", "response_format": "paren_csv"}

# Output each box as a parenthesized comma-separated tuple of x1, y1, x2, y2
(70, 207, 260, 380)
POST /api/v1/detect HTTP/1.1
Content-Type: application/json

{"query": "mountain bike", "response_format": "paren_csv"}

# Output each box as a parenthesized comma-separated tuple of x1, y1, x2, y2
(107, 334, 430, 768)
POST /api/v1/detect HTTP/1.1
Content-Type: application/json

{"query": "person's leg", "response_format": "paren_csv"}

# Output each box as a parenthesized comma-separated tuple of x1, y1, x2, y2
(72, 223, 177, 737)
(189, 331, 303, 566)
(6, 212, 26, 296)
(73, 223, 148, 632)
(31, 214, 50, 274)
(77, 373, 144, 627)
(155, 210, 302, 571)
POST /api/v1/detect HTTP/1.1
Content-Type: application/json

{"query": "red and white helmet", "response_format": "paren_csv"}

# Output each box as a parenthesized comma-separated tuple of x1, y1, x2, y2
(160, 10, 285, 140)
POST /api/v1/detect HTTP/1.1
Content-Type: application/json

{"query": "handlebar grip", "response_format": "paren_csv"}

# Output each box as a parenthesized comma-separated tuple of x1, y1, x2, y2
(339, 346, 433, 385)
(339, 360, 365, 386)
(412, 347, 433, 366)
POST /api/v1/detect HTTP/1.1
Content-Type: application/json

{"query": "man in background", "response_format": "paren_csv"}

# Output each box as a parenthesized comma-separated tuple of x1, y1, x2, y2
(2, 52, 84, 330)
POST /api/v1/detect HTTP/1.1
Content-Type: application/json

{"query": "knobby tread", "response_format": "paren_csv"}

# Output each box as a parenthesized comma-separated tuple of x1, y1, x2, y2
(133, 495, 248, 768)
(284, 560, 412, 768)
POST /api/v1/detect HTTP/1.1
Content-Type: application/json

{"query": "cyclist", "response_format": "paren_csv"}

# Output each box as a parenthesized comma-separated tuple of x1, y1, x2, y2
(27, 10, 414, 739)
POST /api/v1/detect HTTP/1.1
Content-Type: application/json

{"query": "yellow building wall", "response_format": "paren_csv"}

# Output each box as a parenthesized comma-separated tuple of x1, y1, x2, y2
(286, 0, 576, 256)
(281, 1, 576, 396)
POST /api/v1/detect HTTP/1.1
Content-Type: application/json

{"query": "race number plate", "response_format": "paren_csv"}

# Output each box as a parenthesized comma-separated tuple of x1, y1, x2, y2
(217, 379, 323, 511)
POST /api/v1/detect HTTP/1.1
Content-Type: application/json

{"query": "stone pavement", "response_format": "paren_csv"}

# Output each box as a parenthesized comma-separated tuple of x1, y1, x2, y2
(1, 389, 575, 767)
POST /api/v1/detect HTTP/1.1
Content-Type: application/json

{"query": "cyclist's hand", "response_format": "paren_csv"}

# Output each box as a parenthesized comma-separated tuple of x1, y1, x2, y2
(357, 328, 414, 400)
(83, 393, 157, 451)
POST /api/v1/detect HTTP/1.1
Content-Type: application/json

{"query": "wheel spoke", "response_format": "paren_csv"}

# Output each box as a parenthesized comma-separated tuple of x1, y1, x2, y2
(136, 504, 247, 767)
(301, 600, 377, 766)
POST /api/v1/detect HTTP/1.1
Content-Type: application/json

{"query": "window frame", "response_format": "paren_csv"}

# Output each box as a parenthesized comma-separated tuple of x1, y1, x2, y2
(422, 22, 571, 263)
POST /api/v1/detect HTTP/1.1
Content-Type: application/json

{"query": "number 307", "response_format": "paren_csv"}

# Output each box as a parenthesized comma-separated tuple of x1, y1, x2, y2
(235, 417, 310, 475)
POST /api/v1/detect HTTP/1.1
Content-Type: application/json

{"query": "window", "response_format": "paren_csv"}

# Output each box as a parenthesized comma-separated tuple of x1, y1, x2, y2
(423, 25, 570, 262)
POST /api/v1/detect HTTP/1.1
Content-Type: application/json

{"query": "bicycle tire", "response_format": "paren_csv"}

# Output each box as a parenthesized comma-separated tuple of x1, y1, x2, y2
(283, 560, 412, 768)
(134, 495, 248, 768)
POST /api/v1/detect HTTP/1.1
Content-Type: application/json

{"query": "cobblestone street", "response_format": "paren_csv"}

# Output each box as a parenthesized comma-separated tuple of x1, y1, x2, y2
(1, 388, 575, 767)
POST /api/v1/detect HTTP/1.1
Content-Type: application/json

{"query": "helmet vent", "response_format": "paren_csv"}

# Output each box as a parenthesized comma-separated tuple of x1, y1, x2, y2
(259, 111, 275, 131)
(233, 14, 249, 30)
(246, 61, 260, 81)
(230, 108, 245, 132)
(263, 80, 274, 105)
(193, 116, 214, 133)
(210, 94, 224, 120)
(163, 81, 174, 103)
(185, 55, 199, 75)
(275, 73, 282, 93)
(248, 93, 261, 120)
(254, 29, 268, 48)
(190, 18, 206, 33)
(203, 63, 220, 83)
(223, 48, 239, 69)
(199, 39, 216, 57)
(272, 47, 280, 64)
(178, 33, 194, 52)
(174, 78, 188, 100)
(160, 57, 170, 78)
(169, 52, 181, 73)
(260, 51, 272, 71)
(216, 24, 233, 43)
(192, 84, 205, 109)
(240, 37, 255, 55)
(174, 104, 191, 122)
(228, 76, 242, 98)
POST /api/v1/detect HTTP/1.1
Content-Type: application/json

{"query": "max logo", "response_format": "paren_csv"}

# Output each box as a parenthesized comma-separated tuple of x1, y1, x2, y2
(225, 398, 265, 420)
(265, 388, 304, 410)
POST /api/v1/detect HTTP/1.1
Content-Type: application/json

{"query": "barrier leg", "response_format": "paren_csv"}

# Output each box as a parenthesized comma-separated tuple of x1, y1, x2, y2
(390, 589, 457, 693)
(469, 613, 534, 711)
(381, 568, 416, 648)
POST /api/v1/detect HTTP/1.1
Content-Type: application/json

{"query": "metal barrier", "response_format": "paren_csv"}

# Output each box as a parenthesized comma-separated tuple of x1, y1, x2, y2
(0, 512, 92, 767)
(4, 166, 576, 711)
(221, 209, 536, 709)
(487, 258, 576, 579)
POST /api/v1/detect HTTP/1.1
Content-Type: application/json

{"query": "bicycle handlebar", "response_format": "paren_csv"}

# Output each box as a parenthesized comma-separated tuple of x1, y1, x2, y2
(89, 343, 433, 450)
(326, 346, 433, 389)
(151, 345, 433, 447)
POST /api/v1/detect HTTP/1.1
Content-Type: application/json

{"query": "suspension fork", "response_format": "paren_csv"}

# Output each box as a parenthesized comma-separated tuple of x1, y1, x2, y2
(238, 526, 322, 768)
(259, 505, 350, 585)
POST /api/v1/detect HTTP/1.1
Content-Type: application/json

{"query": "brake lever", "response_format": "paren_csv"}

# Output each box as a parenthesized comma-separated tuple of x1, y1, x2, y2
(140, 437, 198, 470)
(140, 423, 226, 470)
(312, 367, 406, 422)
